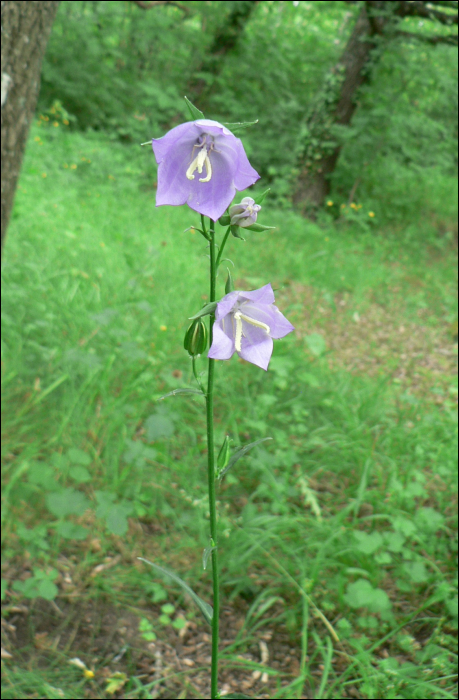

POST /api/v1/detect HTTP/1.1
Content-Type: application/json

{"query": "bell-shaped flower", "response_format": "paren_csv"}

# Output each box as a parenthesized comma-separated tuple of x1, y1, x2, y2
(151, 120, 260, 222)
(208, 284, 294, 371)
(229, 197, 261, 228)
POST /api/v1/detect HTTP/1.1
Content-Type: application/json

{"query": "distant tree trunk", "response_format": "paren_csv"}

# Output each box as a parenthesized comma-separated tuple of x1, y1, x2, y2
(187, 0, 259, 109)
(293, 0, 458, 214)
(292, 2, 390, 213)
(1, 0, 60, 256)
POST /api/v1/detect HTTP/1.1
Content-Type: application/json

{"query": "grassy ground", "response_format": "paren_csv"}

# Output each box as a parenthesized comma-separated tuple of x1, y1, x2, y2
(1, 121, 458, 699)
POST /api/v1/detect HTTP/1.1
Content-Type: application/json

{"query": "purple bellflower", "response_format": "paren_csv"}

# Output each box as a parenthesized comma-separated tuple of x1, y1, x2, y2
(208, 284, 295, 371)
(152, 120, 260, 222)
(229, 197, 261, 228)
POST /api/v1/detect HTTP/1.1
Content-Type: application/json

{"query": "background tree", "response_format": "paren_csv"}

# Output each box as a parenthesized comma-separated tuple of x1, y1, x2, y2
(292, 0, 458, 214)
(186, 0, 260, 110)
(1, 0, 61, 255)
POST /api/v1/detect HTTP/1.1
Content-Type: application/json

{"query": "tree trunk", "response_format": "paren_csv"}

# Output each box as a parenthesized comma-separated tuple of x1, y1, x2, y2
(292, 1, 393, 213)
(187, 1, 259, 109)
(1, 0, 60, 255)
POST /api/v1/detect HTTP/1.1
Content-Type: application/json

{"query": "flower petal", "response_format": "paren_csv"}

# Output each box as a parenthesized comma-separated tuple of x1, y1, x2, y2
(208, 321, 235, 360)
(238, 284, 275, 306)
(239, 334, 273, 371)
(269, 307, 295, 339)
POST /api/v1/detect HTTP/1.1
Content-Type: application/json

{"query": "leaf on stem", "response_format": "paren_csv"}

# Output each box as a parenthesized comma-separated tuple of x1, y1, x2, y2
(221, 694, 254, 699)
(157, 388, 204, 400)
(218, 438, 273, 481)
(138, 558, 213, 626)
(189, 301, 218, 320)
(223, 120, 259, 134)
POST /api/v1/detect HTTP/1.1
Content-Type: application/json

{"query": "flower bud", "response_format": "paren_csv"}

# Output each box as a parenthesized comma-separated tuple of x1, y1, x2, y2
(229, 197, 261, 228)
(217, 435, 232, 475)
(184, 318, 208, 357)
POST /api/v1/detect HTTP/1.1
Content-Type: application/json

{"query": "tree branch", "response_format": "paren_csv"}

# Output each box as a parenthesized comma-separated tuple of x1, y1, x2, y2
(130, 0, 190, 12)
(397, 1, 458, 25)
(397, 28, 458, 43)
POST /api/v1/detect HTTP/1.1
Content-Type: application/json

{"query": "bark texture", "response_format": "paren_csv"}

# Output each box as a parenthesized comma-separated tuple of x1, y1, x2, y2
(292, 2, 387, 212)
(1, 0, 60, 254)
(293, 0, 458, 213)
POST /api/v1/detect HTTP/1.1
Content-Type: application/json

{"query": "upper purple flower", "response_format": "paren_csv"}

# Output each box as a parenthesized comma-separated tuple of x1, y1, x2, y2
(207, 284, 295, 371)
(151, 120, 260, 222)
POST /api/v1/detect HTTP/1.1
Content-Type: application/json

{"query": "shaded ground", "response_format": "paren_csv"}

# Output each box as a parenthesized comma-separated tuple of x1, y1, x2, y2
(283, 282, 457, 406)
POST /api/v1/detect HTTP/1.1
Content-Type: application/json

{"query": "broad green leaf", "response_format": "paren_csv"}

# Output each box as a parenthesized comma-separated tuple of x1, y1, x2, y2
(57, 521, 89, 540)
(218, 438, 273, 480)
(158, 388, 204, 400)
(138, 558, 213, 626)
(344, 579, 392, 613)
(68, 465, 91, 483)
(67, 448, 91, 466)
(184, 96, 204, 120)
(403, 561, 429, 584)
(188, 301, 218, 320)
(46, 488, 90, 518)
(353, 531, 383, 554)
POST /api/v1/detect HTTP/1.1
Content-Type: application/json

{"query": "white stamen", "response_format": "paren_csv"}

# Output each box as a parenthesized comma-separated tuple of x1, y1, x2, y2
(234, 312, 244, 352)
(199, 155, 212, 182)
(233, 311, 270, 352)
(186, 141, 212, 182)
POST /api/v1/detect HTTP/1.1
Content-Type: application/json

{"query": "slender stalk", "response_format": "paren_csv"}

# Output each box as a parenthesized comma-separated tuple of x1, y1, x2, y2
(206, 218, 220, 699)
(215, 225, 232, 270)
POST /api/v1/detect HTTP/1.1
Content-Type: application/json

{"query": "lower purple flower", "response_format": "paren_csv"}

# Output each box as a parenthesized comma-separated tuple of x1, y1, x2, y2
(207, 284, 295, 371)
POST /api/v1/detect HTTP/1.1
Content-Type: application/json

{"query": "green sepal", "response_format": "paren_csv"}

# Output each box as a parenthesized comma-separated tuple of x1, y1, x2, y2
(222, 120, 259, 134)
(243, 223, 276, 233)
(216, 435, 232, 475)
(138, 558, 213, 626)
(184, 318, 208, 357)
(189, 301, 218, 320)
(255, 187, 271, 204)
(225, 269, 235, 294)
(231, 225, 245, 240)
(218, 214, 231, 226)
(218, 438, 273, 481)
(184, 96, 204, 120)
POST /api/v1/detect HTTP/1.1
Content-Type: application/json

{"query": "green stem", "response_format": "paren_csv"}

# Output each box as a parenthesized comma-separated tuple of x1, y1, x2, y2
(215, 225, 232, 270)
(206, 218, 220, 699)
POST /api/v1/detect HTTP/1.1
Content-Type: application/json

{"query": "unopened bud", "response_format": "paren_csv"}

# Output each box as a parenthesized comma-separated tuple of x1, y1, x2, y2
(184, 318, 208, 357)
(216, 435, 232, 475)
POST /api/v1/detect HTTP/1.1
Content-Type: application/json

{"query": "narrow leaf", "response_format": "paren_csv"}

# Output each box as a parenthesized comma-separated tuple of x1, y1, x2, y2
(221, 694, 254, 699)
(184, 96, 204, 120)
(158, 388, 204, 400)
(256, 188, 271, 205)
(223, 120, 259, 133)
(138, 558, 213, 626)
(218, 438, 272, 480)
(189, 301, 218, 320)
(244, 223, 276, 233)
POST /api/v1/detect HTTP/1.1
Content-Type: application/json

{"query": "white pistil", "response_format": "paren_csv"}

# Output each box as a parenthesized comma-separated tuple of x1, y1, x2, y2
(186, 143, 212, 182)
(233, 311, 270, 352)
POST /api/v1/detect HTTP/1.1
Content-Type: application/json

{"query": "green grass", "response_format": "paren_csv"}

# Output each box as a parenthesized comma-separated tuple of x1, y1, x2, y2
(1, 122, 458, 699)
